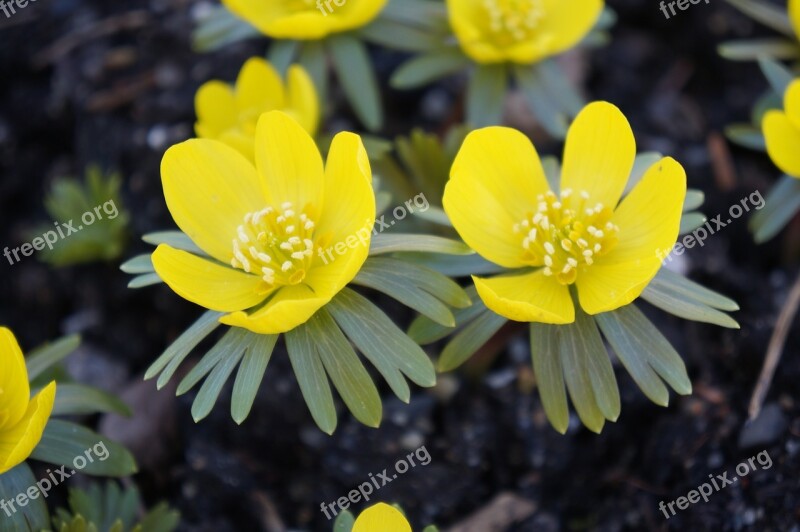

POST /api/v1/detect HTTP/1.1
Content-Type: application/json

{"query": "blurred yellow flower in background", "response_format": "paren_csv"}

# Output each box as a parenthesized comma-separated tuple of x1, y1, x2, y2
(443, 101, 686, 324)
(222, 0, 388, 39)
(352, 503, 412, 532)
(791, 0, 800, 39)
(763, 79, 800, 179)
(195, 58, 319, 162)
(446, 0, 603, 64)
(154, 111, 375, 335)
(0, 327, 56, 475)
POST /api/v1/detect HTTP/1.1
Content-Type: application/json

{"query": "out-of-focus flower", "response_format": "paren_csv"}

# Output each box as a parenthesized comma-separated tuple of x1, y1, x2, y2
(443, 101, 686, 323)
(446, 0, 603, 64)
(352, 503, 412, 532)
(195, 58, 318, 161)
(153, 110, 375, 334)
(222, 0, 388, 39)
(791, 0, 800, 39)
(763, 79, 800, 179)
(0, 327, 57, 475)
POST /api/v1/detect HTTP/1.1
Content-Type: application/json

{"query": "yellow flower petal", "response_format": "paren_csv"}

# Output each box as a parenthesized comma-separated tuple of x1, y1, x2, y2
(536, 0, 603, 58)
(353, 503, 412, 532)
(561, 101, 636, 211)
(576, 157, 686, 314)
(310, 132, 375, 297)
(0, 327, 31, 431)
(785, 79, 800, 131)
(194, 81, 237, 138)
(791, 0, 800, 40)
(473, 270, 575, 324)
(0, 381, 56, 475)
(444, 127, 551, 268)
(235, 58, 285, 113)
(255, 111, 324, 217)
(152, 244, 268, 313)
(763, 109, 800, 178)
(286, 65, 320, 136)
(161, 139, 267, 263)
(220, 284, 329, 334)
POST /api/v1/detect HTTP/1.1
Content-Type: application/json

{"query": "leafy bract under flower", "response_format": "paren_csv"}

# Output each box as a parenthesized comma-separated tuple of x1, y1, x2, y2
(443, 101, 686, 324)
(0, 327, 56, 475)
(352, 503, 412, 532)
(222, 0, 388, 39)
(153, 110, 376, 335)
(195, 58, 319, 162)
(446, 0, 603, 64)
(763, 79, 800, 179)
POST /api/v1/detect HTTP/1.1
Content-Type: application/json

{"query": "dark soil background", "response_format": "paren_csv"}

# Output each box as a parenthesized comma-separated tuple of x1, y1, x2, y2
(1, 0, 799, 530)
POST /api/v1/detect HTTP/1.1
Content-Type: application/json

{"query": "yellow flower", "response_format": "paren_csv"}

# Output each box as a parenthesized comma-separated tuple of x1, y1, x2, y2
(0, 327, 57, 475)
(153, 110, 375, 335)
(222, 0, 388, 40)
(446, 0, 604, 64)
(763, 79, 800, 179)
(443, 101, 686, 324)
(195, 58, 319, 162)
(791, 0, 800, 40)
(352, 503, 411, 532)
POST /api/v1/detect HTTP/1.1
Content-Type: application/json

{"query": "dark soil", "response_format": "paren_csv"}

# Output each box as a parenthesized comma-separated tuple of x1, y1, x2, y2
(1, 0, 798, 530)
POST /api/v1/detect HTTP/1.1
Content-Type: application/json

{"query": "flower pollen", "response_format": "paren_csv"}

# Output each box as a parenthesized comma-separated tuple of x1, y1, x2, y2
(482, 0, 545, 44)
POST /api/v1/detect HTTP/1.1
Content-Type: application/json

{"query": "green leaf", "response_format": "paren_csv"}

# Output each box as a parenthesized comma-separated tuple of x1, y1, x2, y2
(120, 254, 154, 274)
(137, 503, 180, 532)
(467, 64, 507, 128)
(750, 175, 800, 243)
(641, 279, 740, 329)
(51, 383, 132, 417)
(625, 152, 663, 193)
(558, 318, 605, 434)
(370, 233, 473, 256)
(391, 48, 470, 89)
(231, 333, 278, 424)
(298, 40, 328, 105)
(285, 322, 337, 434)
(438, 308, 507, 371)
(758, 57, 794, 97)
(191, 341, 245, 422)
(26, 334, 80, 381)
(328, 34, 383, 131)
(359, 19, 443, 52)
(513, 64, 568, 138)
(408, 286, 488, 345)
(679, 212, 708, 235)
(0, 463, 50, 531)
(724, 0, 795, 36)
(128, 273, 163, 289)
(267, 40, 300, 75)
(142, 231, 204, 255)
(330, 288, 437, 401)
(177, 328, 249, 396)
(717, 38, 800, 61)
(378, 0, 448, 29)
(541, 156, 561, 191)
(529, 323, 569, 434)
(724, 124, 767, 151)
(309, 309, 383, 427)
(650, 268, 739, 311)
(573, 305, 620, 422)
(683, 190, 705, 212)
(31, 420, 137, 477)
(599, 304, 692, 395)
(536, 59, 585, 116)
(145, 311, 223, 387)
(395, 252, 506, 278)
(364, 257, 470, 308)
(191, 5, 260, 52)
(333, 510, 356, 532)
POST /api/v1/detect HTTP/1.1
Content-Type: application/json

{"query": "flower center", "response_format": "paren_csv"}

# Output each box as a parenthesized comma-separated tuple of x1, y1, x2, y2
(231, 201, 316, 289)
(514, 189, 620, 286)
(482, 0, 545, 44)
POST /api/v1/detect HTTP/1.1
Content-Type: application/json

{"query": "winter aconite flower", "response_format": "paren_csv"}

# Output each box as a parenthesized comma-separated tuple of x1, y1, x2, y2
(443, 101, 687, 324)
(446, 0, 603, 64)
(222, 0, 388, 39)
(195, 58, 318, 161)
(0, 327, 57, 475)
(352, 503, 411, 532)
(153, 110, 375, 334)
(763, 79, 800, 179)
(792, 0, 800, 39)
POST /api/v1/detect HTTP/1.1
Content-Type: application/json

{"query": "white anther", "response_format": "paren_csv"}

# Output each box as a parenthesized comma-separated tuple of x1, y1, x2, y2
(281, 261, 292, 272)
(237, 226, 250, 243)
(544, 255, 553, 267)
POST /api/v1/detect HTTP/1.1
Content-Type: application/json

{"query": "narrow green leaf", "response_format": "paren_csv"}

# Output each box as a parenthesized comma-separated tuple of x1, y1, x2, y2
(231, 333, 278, 424)
(651, 268, 739, 311)
(679, 212, 708, 235)
(120, 254, 154, 274)
(391, 49, 470, 89)
(717, 38, 800, 61)
(529, 323, 569, 434)
(513, 64, 568, 138)
(192, 344, 245, 422)
(541, 156, 561, 192)
(408, 287, 487, 345)
(177, 328, 249, 396)
(750, 175, 800, 243)
(31, 420, 138, 477)
(285, 322, 337, 434)
(128, 273, 163, 289)
(438, 309, 507, 371)
(51, 383, 132, 417)
(573, 306, 620, 422)
(329, 34, 383, 131)
(267, 40, 300, 75)
(0, 463, 50, 531)
(370, 233, 473, 256)
(333, 510, 356, 532)
(641, 282, 740, 329)
(758, 56, 794, 97)
(683, 190, 705, 212)
(537, 59, 585, 116)
(191, 6, 260, 52)
(26, 334, 80, 381)
(394, 252, 506, 277)
(142, 231, 203, 255)
(724, 0, 795, 36)
(467, 64, 507, 128)
(378, 0, 448, 29)
(145, 310, 223, 383)
(359, 19, 442, 52)
(557, 321, 605, 434)
(298, 40, 328, 104)
(362, 257, 471, 308)
(724, 124, 767, 151)
(138, 503, 181, 532)
(625, 152, 663, 193)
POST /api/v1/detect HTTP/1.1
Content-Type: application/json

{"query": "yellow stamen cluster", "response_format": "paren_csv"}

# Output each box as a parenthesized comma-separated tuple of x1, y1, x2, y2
(482, 0, 545, 43)
(514, 189, 620, 285)
(232, 201, 316, 288)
